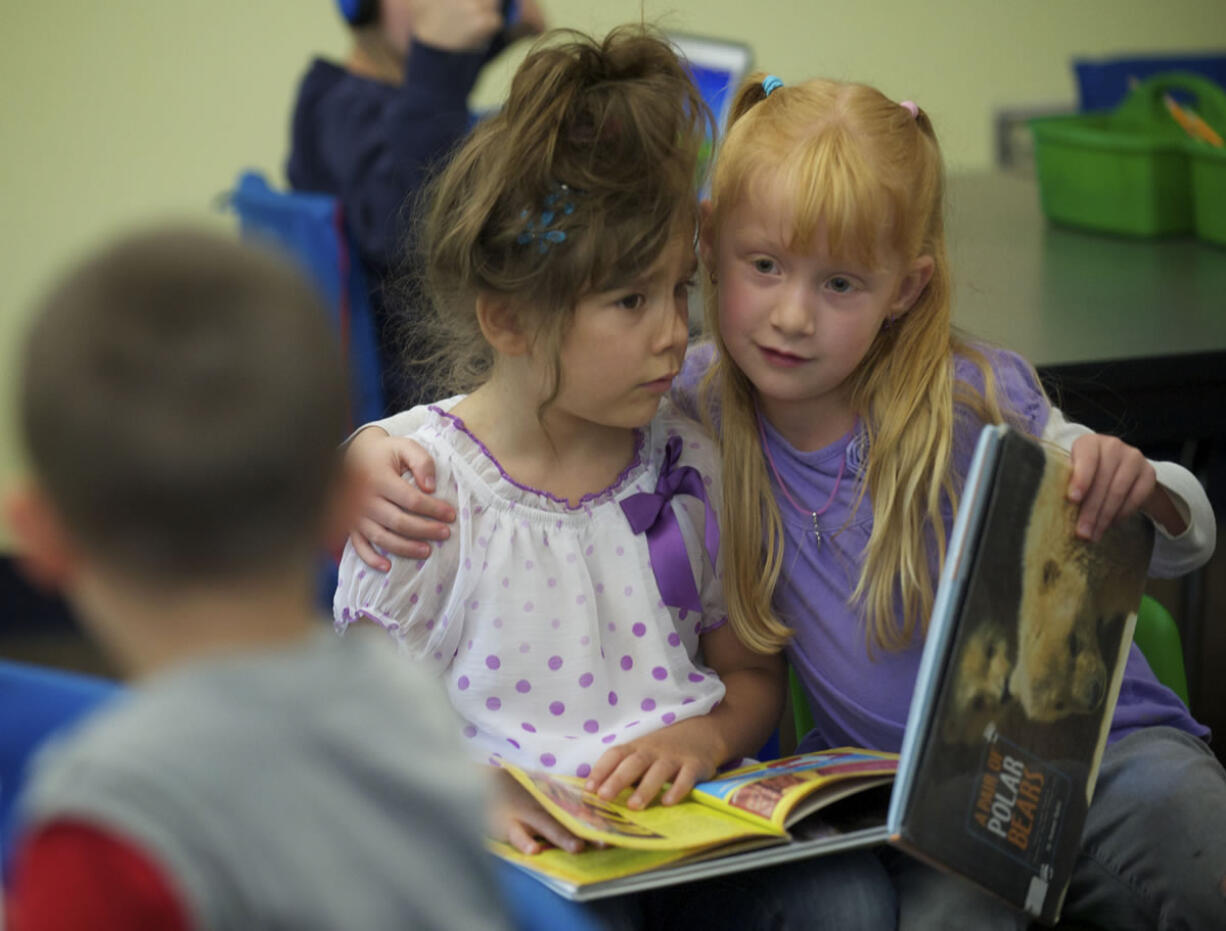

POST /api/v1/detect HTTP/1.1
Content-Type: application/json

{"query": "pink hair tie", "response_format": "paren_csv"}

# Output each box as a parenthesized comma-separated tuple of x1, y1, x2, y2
(900, 100, 919, 119)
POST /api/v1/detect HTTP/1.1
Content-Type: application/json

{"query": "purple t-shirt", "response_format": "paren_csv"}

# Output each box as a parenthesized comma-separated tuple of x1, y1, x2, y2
(676, 343, 1207, 753)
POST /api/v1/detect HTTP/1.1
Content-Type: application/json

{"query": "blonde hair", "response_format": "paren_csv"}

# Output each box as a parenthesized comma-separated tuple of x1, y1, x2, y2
(413, 26, 710, 404)
(702, 76, 1027, 654)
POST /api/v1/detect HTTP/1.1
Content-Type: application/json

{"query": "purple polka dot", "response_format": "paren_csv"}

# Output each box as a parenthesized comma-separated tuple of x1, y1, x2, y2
(436, 584, 444, 594)
(688, 672, 705, 683)
(641, 698, 656, 711)
(632, 623, 647, 637)
(493, 617, 503, 629)
(579, 636, 591, 646)
(548, 655, 563, 670)
(595, 583, 605, 594)
(522, 722, 537, 733)
(652, 666, 668, 681)
(616, 546, 624, 556)
(463, 558, 472, 570)
(502, 577, 510, 588)
(478, 536, 487, 547)
(358, 570, 366, 580)
(602, 734, 617, 744)
(668, 633, 681, 647)
(433, 652, 442, 660)
(467, 639, 474, 650)
(620, 655, 633, 671)
(578, 672, 594, 688)
(608, 691, 619, 706)
(662, 712, 677, 724)
(549, 701, 566, 716)
(525, 560, 535, 570)
(523, 601, 534, 612)
(409, 594, 419, 605)
(457, 676, 470, 691)
(694, 621, 702, 634)
(678, 609, 689, 620)
(682, 697, 696, 705)
(469, 600, 479, 610)
(540, 753, 556, 768)
(425, 619, 435, 631)
(577, 763, 591, 778)
(576, 595, 586, 605)
(624, 586, 634, 596)
(550, 618, 561, 630)
(586, 545, 595, 556)
(567, 553, 577, 563)
(583, 719, 599, 733)
(507, 738, 520, 749)
(463, 725, 477, 738)
(486, 655, 501, 670)
(548, 578, 557, 588)
(516, 679, 532, 693)
(625, 720, 640, 729)
(486, 697, 501, 711)
(519, 642, 531, 653)
(607, 622, 617, 632)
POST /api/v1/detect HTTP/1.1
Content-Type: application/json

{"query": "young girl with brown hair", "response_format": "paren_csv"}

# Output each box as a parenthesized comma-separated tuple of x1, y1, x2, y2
(334, 32, 899, 929)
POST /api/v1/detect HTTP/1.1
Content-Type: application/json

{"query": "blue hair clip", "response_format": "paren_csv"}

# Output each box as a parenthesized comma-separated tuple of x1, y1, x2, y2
(517, 184, 577, 254)
(762, 75, 784, 97)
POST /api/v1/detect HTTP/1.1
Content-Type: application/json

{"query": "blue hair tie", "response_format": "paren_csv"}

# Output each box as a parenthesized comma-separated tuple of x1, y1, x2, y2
(517, 183, 577, 254)
(762, 75, 784, 97)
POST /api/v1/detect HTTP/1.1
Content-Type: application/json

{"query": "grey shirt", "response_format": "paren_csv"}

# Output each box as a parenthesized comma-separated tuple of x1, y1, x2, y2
(17, 626, 510, 930)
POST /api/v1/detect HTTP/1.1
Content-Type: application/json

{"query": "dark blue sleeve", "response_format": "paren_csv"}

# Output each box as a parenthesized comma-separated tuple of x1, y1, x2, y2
(315, 42, 486, 272)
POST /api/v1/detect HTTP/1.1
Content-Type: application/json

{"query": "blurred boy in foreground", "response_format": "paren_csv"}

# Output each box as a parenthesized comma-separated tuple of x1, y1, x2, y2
(3, 228, 508, 930)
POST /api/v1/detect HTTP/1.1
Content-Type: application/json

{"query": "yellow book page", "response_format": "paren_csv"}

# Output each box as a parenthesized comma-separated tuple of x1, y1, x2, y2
(692, 749, 899, 831)
(501, 763, 786, 851)
(488, 840, 692, 886)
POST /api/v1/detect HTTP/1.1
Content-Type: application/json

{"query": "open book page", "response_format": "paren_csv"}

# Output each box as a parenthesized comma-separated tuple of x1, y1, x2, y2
(487, 840, 695, 887)
(692, 749, 899, 831)
(498, 762, 787, 852)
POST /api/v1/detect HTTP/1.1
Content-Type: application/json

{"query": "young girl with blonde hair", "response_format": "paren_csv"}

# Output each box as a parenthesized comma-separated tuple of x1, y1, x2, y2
(336, 32, 900, 929)
(695, 74, 1220, 930)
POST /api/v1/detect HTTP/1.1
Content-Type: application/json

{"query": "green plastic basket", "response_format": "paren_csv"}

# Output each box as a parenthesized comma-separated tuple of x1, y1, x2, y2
(1031, 72, 1226, 241)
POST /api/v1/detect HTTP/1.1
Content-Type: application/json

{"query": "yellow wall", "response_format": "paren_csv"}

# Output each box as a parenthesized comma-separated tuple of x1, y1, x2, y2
(2, 0, 1223, 547)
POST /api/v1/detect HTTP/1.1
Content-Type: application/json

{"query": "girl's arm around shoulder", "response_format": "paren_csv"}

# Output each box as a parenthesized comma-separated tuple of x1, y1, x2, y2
(1044, 407, 1216, 577)
(334, 436, 473, 670)
(344, 398, 464, 565)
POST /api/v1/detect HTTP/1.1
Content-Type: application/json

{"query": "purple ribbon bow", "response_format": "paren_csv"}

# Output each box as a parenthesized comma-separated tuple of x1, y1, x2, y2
(620, 436, 720, 613)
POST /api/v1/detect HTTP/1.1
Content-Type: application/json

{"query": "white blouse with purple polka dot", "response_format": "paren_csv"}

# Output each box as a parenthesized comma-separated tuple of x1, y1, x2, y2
(334, 399, 728, 777)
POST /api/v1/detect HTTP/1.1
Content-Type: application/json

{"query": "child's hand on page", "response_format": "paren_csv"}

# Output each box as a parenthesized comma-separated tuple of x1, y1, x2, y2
(1067, 433, 1183, 540)
(585, 716, 723, 810)
(491, 769, 586, 856)
(345, 427, 455, 568)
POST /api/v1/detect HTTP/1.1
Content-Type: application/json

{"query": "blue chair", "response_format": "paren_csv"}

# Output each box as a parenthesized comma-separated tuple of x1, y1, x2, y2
(227, 171, 385, 429)
(0, 660, 120, 877)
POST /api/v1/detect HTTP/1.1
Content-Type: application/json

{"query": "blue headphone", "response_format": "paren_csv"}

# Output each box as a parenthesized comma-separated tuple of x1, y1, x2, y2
(337, 0, 378, 27)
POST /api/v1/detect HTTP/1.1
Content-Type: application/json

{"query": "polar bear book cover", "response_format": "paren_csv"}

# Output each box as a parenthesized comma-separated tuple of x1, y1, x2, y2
(893, 426, 1154, 925)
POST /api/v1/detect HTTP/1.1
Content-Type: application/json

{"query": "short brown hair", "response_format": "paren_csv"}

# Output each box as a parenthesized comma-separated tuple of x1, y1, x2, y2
(19, 228, 349, 583)
(414, 25, 711, 398)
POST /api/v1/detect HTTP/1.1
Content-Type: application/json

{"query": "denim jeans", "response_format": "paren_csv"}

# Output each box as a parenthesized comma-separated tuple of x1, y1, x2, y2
(886, 726, 1226, 930)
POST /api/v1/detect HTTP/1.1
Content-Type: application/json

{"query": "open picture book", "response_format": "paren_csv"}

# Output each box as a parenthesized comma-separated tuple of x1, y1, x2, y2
(492, 424, 1155, 924)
